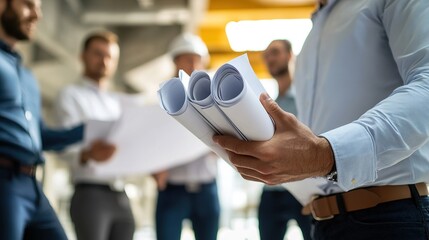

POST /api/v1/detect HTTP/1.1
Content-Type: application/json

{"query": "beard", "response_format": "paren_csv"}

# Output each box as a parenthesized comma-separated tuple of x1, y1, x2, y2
(270, 65, 289, 78)
(1, 3, 31, 40)
(87, 66, 109, 81)
(87, 71, 107, 81)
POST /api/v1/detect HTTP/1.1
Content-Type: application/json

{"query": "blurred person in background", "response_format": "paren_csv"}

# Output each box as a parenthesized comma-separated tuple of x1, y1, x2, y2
(153, 33, 220, 240)
(258, 39, 311, 240)
(55, 31, 135, 240)
(0, 0, 110, 239)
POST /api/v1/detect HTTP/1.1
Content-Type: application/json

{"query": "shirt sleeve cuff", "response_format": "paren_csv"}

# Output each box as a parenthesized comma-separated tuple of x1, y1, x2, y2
(320, 122, 377, 191)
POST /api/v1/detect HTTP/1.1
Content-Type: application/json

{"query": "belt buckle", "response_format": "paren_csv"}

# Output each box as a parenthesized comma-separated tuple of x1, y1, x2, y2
(28, 166, 36, 177)
(22, 165, 36, 177)
(185, 183, 201, 193)
(310, 197, 334, 221)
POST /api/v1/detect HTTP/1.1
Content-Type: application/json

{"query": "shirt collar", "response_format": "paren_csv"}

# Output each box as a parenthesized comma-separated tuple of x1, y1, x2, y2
(279, 85, 295, 98)
(81, 76, 103, 92)
(0, 39, 22, 60)
(314, 0, 339, 14)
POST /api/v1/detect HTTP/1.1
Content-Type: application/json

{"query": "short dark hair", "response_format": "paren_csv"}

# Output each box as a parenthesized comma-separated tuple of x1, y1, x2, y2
(82, 31, 118, 52)
(272, 39, 292, 53)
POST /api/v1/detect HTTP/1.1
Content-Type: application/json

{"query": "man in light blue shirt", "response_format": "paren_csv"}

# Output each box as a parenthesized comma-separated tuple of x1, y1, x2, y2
(213, 0, 429, 239)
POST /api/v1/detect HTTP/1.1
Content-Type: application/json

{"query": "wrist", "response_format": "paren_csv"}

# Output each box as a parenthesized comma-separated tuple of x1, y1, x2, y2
(316, 137, 335, 177)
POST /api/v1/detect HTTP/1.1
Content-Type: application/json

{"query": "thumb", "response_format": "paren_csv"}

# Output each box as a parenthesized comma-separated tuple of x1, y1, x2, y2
(260, 92, 285, 125)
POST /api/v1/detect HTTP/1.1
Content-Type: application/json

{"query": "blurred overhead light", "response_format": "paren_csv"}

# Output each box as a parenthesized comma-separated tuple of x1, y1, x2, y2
(225, 19, 312, 54)
(260, 78, 279, 100)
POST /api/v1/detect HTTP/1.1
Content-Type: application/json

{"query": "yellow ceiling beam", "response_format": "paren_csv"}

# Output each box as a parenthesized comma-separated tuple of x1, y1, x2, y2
(199, 2, 316, 80)
(201, 6, 316, 27)
(208, 0, 315, 10)
(198, 27, 231, 52)
(199, 6, 316, 52)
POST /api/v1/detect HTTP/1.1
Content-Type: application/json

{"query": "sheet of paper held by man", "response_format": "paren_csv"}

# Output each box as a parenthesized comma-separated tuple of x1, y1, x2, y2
(83, 95, 211, 177)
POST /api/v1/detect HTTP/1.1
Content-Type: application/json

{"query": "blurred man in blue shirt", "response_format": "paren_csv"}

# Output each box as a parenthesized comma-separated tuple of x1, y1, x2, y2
(0, 0, 114, 239)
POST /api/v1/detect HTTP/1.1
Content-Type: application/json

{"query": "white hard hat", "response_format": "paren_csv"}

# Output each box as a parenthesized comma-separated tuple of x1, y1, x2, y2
(168, 33, 209, 59)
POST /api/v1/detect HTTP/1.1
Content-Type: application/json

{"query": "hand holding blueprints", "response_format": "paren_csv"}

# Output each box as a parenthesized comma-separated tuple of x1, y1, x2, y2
(157, 54, 326, 203)
(158, 54, 275, 161)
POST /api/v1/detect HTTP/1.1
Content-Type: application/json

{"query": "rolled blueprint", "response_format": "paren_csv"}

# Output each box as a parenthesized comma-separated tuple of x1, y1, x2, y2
(158, 77, 229, 161)
(188, 71, 244, 139)
(212, 55, 275, 141)
(158, 54, 275, 162)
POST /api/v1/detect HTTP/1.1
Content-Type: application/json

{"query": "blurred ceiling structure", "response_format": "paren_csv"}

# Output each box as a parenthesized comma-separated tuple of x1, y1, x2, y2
(26, 0, 316, 104)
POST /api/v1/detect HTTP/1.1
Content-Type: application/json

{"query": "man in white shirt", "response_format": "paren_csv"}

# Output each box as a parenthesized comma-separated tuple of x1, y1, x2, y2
(56, 31, 135, 240)
(213, 0, 429, 239)
(153, 33, 220, 240)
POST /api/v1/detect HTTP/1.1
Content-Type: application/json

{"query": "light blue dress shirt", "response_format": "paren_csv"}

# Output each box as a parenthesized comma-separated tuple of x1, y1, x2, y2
(294, 0, 429, 193)
(0, 40, 83, 165)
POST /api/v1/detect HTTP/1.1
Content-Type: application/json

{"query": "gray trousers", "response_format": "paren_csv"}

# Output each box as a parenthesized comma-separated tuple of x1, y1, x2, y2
(70, 184, 135, 240)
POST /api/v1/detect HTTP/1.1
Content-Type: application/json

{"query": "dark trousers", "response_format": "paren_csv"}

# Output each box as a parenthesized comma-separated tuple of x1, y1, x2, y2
(312, 185, 429, 240)
(156, 181, 220, 240)
(258, 188, 312, 240)
(0, 168, 67, 240)
(70, 183, 135, 240)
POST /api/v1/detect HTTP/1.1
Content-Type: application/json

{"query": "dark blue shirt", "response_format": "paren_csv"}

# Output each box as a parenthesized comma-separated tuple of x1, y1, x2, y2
(0, 40, 83, 165)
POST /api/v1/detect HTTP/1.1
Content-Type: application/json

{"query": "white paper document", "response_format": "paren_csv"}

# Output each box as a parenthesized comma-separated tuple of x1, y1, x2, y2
(83, 120, 116, 148)
(84, 97, 211, 177)
(158, 54, 275, 162)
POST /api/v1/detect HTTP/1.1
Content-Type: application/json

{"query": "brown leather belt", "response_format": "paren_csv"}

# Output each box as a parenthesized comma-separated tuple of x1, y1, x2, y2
(0, 157, 37, 177)
(302, 183, 429, 221)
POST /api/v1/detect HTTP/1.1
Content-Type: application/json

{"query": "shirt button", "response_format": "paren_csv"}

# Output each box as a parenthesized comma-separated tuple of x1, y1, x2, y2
(25, 111, 33, 121)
